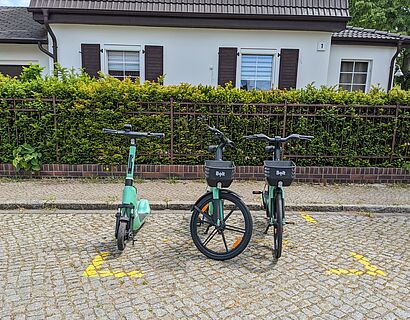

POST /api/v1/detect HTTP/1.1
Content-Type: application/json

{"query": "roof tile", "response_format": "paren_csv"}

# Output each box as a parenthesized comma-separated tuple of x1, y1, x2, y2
(0, 7, 46, 42)
(28, 0, 350, 17)
(333, 26, 410, 42)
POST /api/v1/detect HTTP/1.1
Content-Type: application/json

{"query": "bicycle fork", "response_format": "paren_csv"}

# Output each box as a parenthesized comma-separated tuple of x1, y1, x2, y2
(204, 186, 224, 234)
(263, 185, 287, 234)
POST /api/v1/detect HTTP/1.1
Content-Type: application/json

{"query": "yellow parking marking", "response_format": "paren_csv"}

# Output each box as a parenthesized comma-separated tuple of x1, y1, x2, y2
(326, 252, 386, 277)
(83, 252, 144, 278)
(301, 212, 317, 223)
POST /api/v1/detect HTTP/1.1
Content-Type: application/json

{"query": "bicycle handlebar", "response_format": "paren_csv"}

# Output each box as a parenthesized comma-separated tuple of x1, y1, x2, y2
(243, 133, 314, 143)
(206, 126, 235, 148)
(103, 128, 165, 139)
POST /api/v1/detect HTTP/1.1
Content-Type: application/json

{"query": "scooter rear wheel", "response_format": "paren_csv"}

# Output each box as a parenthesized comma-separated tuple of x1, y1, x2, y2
(117, 221, 127, 251)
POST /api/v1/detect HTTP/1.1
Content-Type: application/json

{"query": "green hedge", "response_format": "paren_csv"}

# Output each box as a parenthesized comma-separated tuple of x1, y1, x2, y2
(0, 65, 409, 168)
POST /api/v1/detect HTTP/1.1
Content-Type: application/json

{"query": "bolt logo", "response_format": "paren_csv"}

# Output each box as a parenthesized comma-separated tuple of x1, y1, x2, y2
(276, 170, 286, 176)
(216, 171, 226, 177)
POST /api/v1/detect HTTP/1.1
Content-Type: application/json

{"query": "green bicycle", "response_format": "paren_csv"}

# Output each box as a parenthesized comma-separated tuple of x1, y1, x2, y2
(103, 124, 165, 251)
(244, 133, 313, 259)
(190, 126, 253, 260)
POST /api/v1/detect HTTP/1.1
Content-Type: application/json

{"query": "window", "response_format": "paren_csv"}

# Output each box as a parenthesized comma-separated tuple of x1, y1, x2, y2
(0, 65, 27, 77)
(241, 54, 274, 91)
(107, 50, 140, 80)
(339, 60, 369, 92)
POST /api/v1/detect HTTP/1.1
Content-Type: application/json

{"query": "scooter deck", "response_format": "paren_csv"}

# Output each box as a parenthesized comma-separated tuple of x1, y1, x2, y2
(138, 213, 149, 224)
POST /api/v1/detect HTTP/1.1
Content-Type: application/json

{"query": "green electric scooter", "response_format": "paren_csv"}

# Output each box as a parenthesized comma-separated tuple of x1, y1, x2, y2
(103, 124, 165, 250)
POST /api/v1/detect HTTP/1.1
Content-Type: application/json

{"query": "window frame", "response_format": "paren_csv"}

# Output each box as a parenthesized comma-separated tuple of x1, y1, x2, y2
(237, 48, 277, 91)
(0, 60, 39, 77)
(103, 44, 142, 81)
(338, 59, 372, 93)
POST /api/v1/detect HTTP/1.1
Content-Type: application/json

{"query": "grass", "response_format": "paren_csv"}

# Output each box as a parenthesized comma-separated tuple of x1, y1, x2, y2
(166, 176, 179, 184)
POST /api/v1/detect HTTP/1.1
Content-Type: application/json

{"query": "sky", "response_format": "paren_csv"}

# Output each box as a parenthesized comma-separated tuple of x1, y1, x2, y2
(0, 0, 30, 6)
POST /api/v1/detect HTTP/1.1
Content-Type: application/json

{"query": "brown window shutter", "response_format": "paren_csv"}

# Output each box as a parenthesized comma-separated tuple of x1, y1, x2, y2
(81, 44, 101, 77)
(278, 49, 299, 89)
(218, 47, 237, 87)
(145, 45, 164, 82)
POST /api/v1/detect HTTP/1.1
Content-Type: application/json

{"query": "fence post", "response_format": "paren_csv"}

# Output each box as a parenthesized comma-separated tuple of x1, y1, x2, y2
(13, 98, 18, 145)
(281, 100, 288, 160)
(390, 103, 400, 162)
(282, 100, 288, 138)
(170, 97, 174, 164)
(53, 95, 60, 162)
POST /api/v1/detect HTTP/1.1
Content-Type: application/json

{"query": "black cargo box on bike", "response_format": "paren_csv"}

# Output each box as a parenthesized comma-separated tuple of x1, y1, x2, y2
(264, 160, 296, 186)
(205, 160, 235, 188)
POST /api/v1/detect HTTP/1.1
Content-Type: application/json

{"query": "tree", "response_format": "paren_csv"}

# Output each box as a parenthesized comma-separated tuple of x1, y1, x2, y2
(349, 0, 410, 89)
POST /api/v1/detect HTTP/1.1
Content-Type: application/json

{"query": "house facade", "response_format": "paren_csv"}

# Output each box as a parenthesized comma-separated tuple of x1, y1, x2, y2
(1, 1, 409, 92)
(0, 7, 50, 76)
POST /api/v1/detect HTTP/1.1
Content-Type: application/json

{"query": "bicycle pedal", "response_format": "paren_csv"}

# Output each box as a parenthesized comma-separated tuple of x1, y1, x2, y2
(285, 221, 296, 225)
(252, 191, 263, 194)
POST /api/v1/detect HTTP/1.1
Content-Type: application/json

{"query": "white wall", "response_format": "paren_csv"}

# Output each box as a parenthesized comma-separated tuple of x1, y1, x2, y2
(0, 44, 50, 75)
(327, 45, 396, 91)
(50, 24, 333, 88)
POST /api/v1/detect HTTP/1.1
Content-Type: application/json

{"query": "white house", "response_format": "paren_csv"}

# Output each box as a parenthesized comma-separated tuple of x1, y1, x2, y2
(0, 7, 50, 76)
(1, 1, 409, 92)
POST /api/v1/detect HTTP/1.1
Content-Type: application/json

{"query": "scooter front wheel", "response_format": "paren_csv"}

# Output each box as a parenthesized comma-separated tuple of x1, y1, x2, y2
(117, 221, 127, 251)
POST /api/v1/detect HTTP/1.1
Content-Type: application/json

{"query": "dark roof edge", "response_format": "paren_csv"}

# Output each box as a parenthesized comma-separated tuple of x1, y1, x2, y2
(0, 38, 47, 44)
(30, 10, 348, 32)
(28, 7, 351, 22)
(331, 38, 410, 47)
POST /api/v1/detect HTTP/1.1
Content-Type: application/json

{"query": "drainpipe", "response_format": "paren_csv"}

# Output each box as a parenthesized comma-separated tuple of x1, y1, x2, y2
(388, 40, 403, 91)
(37, 9, 58, 74)
(38, 41, 54, 59)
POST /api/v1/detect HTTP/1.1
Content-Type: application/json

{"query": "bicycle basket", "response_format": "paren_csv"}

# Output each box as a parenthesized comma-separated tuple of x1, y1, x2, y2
(204, 160, 235, 188)
(264, 160, 296, 187)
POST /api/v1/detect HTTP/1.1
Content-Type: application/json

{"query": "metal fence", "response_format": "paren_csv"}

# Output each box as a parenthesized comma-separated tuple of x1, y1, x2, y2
(0, 97, 409, 166)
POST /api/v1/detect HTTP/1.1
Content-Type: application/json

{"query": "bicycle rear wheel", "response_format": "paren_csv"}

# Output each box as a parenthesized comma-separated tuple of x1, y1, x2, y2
(190, 192, 253, 260)
(273, 195, 283, 259)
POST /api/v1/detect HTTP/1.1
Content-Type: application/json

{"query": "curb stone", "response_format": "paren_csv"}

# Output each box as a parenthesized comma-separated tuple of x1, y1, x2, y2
(0, 202, 409, 214)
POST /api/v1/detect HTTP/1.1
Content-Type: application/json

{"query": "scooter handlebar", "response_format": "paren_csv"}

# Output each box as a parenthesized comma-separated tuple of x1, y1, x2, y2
(103, 128, 165, 139)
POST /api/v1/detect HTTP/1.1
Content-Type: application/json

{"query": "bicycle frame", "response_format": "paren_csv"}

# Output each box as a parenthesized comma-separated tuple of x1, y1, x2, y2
(265, 140, 285, 225)
(265, 185, 285, 225)
(208, 143, 225, 226)
(204, 129, 235, 227)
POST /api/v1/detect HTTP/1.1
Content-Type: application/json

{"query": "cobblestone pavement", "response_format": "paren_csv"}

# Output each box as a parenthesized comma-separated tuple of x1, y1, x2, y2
(0, 179, 409, 206)
(0, 210, 409, 319)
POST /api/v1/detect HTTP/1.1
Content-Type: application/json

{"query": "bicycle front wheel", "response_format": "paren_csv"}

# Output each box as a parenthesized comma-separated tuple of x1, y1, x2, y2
(273, 195, 283, 259)
(190, 192, 253, 261)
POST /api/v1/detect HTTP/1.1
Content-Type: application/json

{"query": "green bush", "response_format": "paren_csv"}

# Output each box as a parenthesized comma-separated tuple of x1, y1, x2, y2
(0, 65, 409, 168)
(12, 143, 42, 172)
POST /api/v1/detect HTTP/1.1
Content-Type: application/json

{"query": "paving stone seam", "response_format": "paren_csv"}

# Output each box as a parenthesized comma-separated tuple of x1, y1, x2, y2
(0, 202, 409, 213)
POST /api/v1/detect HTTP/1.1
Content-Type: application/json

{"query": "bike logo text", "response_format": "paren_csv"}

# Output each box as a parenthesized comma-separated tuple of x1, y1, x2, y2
(216, 171, 226, 177)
